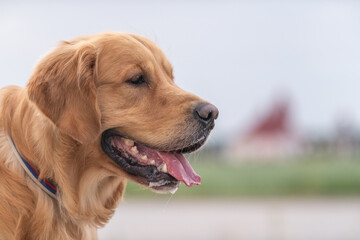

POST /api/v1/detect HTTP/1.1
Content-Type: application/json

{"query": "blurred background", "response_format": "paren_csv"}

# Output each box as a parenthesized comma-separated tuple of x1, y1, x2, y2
(1, 1, 360, 239)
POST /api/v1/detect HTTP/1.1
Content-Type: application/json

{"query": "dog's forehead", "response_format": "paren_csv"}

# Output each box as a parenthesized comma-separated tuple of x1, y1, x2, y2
(96, 33, 173, 78)
(128, 34, 173, 73)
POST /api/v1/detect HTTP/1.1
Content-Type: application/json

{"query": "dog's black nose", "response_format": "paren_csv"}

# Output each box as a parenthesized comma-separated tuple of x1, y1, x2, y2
(194, 103, 219, 125)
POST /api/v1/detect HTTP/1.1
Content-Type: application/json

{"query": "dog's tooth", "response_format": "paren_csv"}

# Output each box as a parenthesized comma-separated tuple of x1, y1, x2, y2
(159, 163, 167, 173)
(162, 163, 168, 173)
(141, 155, 148, 161)
(150, 159, 155, 165)
(124, 139, 134, 147)
(131, 146, 138, 154)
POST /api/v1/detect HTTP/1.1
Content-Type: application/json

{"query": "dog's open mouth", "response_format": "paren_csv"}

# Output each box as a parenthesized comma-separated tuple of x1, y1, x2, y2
(101, 130, 206, 193)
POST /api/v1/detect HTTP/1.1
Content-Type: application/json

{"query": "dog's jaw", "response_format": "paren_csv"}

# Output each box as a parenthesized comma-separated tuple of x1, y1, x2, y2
(101, 130, 206, 193)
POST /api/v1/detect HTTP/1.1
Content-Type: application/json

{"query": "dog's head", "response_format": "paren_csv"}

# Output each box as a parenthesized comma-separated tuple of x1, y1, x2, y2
(27, 32, 218, 194)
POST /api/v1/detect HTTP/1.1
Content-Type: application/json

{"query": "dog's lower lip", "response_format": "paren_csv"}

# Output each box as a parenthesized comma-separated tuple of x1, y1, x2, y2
(175, 136, 207, 154)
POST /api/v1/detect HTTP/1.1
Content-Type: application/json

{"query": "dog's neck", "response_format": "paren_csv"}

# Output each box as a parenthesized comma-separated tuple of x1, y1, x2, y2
(6, 88, 63, 184)
(1, 87, 126, 238)
(8, 135, 58, 198)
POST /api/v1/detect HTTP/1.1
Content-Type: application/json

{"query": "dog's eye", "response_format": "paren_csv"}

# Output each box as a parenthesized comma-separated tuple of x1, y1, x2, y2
(127, 74, 146, 86)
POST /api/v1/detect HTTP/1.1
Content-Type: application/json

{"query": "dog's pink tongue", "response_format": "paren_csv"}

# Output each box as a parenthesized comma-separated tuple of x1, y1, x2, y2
(157, 152, 201, 187)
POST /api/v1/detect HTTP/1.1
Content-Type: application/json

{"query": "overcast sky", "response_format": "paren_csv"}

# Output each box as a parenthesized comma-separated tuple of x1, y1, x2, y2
(1, 1, 359, 141)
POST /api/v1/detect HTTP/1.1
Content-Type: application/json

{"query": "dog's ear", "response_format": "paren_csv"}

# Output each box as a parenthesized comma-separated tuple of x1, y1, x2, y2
(27, 41, 101, 144)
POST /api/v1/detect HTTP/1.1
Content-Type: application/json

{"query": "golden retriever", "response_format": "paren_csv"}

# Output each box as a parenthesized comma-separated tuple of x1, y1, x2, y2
(0, 32, 218, 239)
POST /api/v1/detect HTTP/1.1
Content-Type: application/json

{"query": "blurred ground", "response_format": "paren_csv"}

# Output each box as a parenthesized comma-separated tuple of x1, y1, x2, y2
(98, 156, 360, 239)
(98, 198, 360, 240)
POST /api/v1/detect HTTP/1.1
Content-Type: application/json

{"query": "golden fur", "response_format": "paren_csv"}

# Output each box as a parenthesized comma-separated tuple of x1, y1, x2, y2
(0, 32, 207, 239)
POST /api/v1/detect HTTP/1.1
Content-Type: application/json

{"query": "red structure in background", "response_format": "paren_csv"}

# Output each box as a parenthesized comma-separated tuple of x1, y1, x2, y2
(246, 101, 291, 139)
(227, 99, 302, 160)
